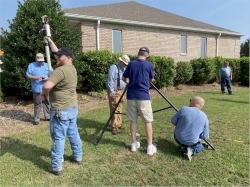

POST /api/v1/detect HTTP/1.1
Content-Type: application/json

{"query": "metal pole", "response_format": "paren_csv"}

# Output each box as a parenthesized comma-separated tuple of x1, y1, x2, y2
(95, 86, 128, 146)
(150, 82, 178, 112)
(41, 15, 52, 76)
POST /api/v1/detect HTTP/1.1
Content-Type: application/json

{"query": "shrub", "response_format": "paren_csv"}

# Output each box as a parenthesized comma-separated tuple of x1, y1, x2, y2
(173, 61, 193, 85)
(74, 50, 119, 91)
(0, 0, 82, 99)
(149, 56, 176, 88)
(189, 58, 216, 84)
(239, 57, 249, 85)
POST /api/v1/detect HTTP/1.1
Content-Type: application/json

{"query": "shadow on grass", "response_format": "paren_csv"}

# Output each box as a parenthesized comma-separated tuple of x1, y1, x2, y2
(77, 118, 126, 147)
(0, 110, 32, 123)
(0, 137, 50, 172)
(212, 98, 249, 104)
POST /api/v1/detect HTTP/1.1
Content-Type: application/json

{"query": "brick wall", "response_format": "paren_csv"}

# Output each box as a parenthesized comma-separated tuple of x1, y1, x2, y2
(80, 20, 241, 62)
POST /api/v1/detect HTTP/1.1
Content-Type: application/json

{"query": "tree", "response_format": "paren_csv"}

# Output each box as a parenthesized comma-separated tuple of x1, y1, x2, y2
(240, 38, 249, 57)
(0, 0, 82, 99)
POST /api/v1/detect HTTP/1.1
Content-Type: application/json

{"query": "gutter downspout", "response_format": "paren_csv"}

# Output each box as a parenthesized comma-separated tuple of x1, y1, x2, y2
(216, 33, 221, 56)
(97, 20, 100, 50)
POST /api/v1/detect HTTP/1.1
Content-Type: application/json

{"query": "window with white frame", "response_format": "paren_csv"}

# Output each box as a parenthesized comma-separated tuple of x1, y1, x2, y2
(201, 37, 207, 58)
(112, 30, 122, 53)
(180, 35, 187, 54)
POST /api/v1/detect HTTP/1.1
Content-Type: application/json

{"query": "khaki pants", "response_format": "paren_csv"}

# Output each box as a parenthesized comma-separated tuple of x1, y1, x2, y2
(107, 89, 125, 130)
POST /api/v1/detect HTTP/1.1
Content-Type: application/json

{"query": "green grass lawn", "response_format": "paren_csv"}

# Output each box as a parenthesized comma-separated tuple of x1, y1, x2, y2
(0, 89, 249, 186)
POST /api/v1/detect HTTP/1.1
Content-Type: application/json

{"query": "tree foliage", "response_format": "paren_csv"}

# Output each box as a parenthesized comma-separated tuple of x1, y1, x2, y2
(240, 38, 249, 57)
(0, 0, 82, 99)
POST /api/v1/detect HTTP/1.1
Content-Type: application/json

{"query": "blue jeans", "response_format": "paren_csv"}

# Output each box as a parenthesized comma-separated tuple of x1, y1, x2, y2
(174, 135, 204, 156)
(221, 76, 232, 94)
(50, 105, 83, 171)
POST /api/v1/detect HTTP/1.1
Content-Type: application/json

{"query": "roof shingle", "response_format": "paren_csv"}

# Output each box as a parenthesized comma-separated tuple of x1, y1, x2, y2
(62, 1, 241, 35)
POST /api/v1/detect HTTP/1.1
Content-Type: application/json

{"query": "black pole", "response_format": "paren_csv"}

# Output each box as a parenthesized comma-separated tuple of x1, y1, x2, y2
(95, 86, 128, 146)
(150, 82, 178, 112)
(203, 139, 216, 151)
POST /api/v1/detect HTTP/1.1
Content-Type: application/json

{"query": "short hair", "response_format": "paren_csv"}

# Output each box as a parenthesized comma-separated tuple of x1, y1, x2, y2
(224, 61, 229, 65)
(193, 96, 205, 108)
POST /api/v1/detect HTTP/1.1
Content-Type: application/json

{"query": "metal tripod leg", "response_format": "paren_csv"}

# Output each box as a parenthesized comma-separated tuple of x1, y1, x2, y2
(150, 82, 178, 112)
(150, 82, 216, 151)
(95, 86, 128, 146)
(203, 139, 216, 150)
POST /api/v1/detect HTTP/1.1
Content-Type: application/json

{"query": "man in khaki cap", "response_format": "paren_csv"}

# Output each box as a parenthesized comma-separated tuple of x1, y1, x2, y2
(26, 53, 52, 125)
(106, 55, 130, 135)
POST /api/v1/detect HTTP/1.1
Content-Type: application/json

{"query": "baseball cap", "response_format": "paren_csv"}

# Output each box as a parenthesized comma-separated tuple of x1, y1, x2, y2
(54, 47, 73, 58)
(118, 55, 130, 65)
(36, 53, 45, 61)
(139, 47, 149, 54)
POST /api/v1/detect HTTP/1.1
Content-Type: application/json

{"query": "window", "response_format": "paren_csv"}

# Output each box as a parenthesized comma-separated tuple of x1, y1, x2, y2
(201, 37, 207, 58)
(180, 35, 187, 54)
(112, 30, 122, 53)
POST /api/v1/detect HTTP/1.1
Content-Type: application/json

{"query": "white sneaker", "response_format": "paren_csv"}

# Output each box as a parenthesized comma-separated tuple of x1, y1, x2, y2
(147, 144, 157, 155)
(186, 147, 192, 161)
(131, 141, 140, 152)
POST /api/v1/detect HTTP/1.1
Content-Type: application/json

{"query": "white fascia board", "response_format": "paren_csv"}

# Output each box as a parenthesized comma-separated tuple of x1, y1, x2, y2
(65, 13, 244, 36)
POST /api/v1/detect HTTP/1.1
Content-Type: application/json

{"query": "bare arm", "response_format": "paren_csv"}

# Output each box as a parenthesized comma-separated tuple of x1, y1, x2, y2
(27, 75, 41, 81)
(40, 80, 55, 97)
(122, 76, 129, 84)
(45, 37, 58, 52)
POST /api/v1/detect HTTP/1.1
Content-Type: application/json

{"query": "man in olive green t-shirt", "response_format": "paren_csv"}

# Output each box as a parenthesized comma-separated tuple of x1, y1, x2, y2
(40, 37, 83, 175)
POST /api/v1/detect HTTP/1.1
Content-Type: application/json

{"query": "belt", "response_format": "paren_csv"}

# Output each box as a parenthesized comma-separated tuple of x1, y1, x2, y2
(181, 141, 200, 148)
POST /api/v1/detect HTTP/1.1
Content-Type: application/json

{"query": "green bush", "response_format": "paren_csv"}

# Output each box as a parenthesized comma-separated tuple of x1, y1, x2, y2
(239, 57, 249, 85)
(1, 0, 82, 99)
(74, 50, 119, 91)
(189, 58, 216, 84)
(173, 61, 193, 85)
(149, 56, 176, 88)
(0, 84, 4, 103)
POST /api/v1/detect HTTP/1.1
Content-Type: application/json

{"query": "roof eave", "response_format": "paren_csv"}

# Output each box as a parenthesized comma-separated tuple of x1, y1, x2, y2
(65, 13, 245, 36)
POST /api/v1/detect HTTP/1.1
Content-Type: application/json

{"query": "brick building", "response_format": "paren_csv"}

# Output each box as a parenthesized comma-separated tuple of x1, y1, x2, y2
(62, 1, 244, 62)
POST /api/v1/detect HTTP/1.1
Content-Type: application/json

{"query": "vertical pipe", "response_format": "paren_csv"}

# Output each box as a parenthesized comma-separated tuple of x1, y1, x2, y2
(97, 20, 100, 50)
(216, 33, 221, 56)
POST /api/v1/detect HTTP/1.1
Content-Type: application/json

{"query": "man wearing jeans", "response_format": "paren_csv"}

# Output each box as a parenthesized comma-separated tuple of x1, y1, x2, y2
(41, 37, 83, 175)
(219, 61, 232, 94)
(26, 53, 51, 125)
(171, 96, 209, 161)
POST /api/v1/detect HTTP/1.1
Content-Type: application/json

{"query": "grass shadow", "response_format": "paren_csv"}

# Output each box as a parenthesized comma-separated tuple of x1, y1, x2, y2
(77, 118, 127, 147)
(212, 98, 249, 104)
(0, 110, 32, 123)
(0, 137, 50, 172)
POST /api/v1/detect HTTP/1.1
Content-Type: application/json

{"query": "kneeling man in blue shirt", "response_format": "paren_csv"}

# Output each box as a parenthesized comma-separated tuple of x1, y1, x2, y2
(171, 96, 209, 161)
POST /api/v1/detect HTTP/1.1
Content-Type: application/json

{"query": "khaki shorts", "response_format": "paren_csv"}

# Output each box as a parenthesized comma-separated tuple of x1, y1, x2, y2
(126, 100, 153, 123)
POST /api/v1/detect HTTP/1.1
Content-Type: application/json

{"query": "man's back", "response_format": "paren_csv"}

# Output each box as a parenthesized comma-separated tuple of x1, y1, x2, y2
(173, 106, 209, 145)
(123, 59, 154, 100)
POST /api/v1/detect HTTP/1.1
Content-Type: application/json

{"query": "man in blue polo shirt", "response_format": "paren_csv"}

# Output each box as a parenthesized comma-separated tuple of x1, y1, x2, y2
(122, 47, 157, 156)
(171, 96, 209, 161)
(26, 53, 52, 125)
(219, 61, 232, 94)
